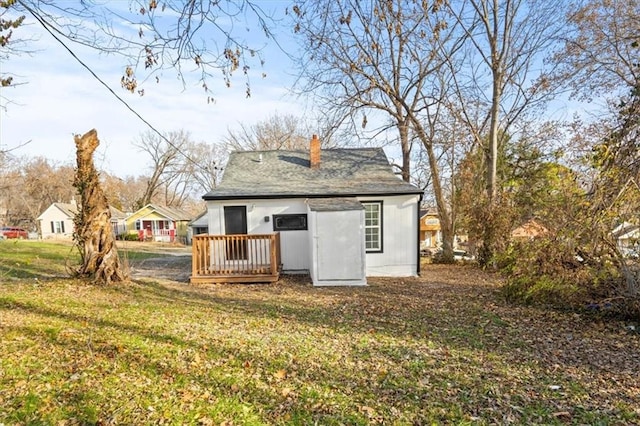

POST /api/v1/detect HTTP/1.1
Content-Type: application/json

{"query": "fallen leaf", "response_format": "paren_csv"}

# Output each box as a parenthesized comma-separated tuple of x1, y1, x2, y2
(281, 387, 293, 397)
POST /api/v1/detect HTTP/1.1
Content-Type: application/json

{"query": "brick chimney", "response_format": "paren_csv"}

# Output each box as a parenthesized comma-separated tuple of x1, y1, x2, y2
(310, 134, 321, 169)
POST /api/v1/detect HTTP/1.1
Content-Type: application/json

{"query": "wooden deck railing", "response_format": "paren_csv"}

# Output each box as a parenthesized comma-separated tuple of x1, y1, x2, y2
(190, 233, 281, 283)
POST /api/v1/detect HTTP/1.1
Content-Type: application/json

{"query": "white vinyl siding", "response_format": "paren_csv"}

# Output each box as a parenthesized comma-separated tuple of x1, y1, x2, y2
(360, 194, 419, 277)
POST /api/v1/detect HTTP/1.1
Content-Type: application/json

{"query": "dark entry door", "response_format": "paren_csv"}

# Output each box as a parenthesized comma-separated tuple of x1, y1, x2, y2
(224, 206, 248, 260)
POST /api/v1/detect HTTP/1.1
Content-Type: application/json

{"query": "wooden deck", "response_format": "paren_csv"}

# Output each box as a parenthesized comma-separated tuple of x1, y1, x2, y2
(190, 233, 281, 284)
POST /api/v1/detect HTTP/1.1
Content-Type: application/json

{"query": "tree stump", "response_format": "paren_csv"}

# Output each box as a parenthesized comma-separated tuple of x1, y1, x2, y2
(73, 129, 127, 284)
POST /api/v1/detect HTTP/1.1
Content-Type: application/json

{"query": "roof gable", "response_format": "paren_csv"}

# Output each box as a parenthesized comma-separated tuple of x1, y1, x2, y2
(36, 203, 77, 221)
(126, 204, 192, 223)
(189, 210, 208, 227)
(420, 207, 438, 218)
(204, 148, 421, 200)
(109, 206, 127, 220)
(612, 223, 640, 240)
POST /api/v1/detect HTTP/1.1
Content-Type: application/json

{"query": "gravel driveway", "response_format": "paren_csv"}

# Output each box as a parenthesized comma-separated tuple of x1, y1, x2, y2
(127, 253, 192, 282)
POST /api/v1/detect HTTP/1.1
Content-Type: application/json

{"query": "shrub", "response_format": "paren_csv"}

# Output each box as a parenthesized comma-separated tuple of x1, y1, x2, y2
(499, 237, 629, 316)
(118, 232, 140, 241)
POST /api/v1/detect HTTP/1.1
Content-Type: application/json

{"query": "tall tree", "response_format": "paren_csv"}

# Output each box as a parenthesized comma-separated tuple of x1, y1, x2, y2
(100, 173, 148, 213)
(557, 0, 640, 244)
(556, 0, 640, 103)
(134, 130, 225, 209)
(292, 0, 465, 261)
(446, 0, 566, 265)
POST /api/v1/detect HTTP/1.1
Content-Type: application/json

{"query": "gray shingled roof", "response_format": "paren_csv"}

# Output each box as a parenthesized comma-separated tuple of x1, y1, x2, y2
(307, 197, 364, 212)
(55, 203, 78, 217)
(109, 206, 127, 220)
(146, 204, 193, 221)
(203, 148, 421, 200)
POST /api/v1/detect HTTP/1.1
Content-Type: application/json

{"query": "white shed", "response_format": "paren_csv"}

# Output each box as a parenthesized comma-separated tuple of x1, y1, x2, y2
(307, 198, 366, 286)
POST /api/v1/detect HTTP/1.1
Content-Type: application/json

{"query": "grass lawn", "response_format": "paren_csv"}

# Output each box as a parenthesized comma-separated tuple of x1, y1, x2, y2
(0, 239, 173, 280)
(1, 241, 639, 424)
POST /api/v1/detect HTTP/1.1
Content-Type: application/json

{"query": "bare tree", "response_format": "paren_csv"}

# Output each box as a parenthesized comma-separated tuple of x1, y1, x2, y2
(555, 0, 640, 103)
(224, 113, 313, 151)
(100, 173, 148, 213)
(73, 129, 126, 285)
(188, 141, 226, 193)
(134, 129, 191, 208)
(557, 0, 640, 295)
(0, 156, 75, 229)
(0, 0, 26, 89)
(7, 0, 277, 99)
(292, 0, 466, 261)
(134, 129, 226, 208)
(446, 0, 567, 264)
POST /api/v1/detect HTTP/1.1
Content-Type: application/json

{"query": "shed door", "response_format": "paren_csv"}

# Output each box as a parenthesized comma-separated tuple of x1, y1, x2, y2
(316, 211, 364, 281)
(224, 206, 247, 260)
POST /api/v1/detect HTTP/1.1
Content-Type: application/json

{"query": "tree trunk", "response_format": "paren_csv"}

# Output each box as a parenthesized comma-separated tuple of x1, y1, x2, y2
(412, 121, 455, 263)
(73, 129, 127, 285)
(398, 118, 412, 183)
(478, 58, 503, 268)
(426, 142, 455, 263)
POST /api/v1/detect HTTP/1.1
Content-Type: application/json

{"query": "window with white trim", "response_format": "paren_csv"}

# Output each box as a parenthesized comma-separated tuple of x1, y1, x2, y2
(363, 201, 383, 252)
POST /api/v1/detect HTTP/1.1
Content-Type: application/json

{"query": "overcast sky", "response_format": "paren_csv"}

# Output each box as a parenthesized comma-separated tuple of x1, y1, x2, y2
(0, 2, 306, 178)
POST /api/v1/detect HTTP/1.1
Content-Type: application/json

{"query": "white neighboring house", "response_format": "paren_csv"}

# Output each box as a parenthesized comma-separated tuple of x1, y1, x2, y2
(202, 135, 424, 286)
(109, 206, 128, 237)
(37, 202, 127, 239)
(37, 202, 77, 239)
(187, 210, 209, 245)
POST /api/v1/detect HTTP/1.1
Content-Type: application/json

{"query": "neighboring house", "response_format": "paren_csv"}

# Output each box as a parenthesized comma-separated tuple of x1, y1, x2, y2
(511, 218, 548, 240)
(198, 134, 423, 286)
(109, 206, 128, 237)
(37, 201, 127, 239)
(611, 222, 640, 257)
(187, 210, 209, 245)
(125, 204, 192, 243)
(419, 208, 441, 249)
(37, 202, 77, 239)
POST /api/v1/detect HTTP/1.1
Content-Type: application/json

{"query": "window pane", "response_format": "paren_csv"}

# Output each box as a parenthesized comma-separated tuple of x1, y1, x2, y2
(273, 214, 307, 231)
(363, 201, 382, 252)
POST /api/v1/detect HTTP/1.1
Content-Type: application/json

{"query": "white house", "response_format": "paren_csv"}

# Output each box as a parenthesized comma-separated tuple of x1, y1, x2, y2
(187, 210, 209, 245)
(37, 202, 77, 239)
(200, 135, 423, 286)
(37, 201, 127, 239)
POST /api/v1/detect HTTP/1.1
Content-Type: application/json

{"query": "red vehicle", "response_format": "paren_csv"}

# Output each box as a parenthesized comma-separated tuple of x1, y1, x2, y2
(1, 226, 28, 239)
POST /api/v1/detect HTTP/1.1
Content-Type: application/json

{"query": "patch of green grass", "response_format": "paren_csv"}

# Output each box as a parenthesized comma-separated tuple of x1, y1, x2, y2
(0, 240, 78, 278)
(1, 261, 639, 424)
(0, 240, 169, 280)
